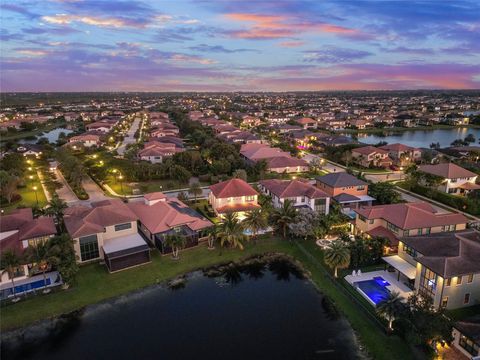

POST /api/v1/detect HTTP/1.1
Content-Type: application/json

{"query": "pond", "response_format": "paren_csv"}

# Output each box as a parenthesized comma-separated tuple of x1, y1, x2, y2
(2, 257, 363, 360)
(352, 127, 480, 148)
(18, 128, 73, 144)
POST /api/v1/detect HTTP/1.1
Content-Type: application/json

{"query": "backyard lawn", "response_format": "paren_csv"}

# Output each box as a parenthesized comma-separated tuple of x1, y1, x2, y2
(0, 170, 48, 213)
(1, 236, 415, 360)
(105, 176, 208, 195)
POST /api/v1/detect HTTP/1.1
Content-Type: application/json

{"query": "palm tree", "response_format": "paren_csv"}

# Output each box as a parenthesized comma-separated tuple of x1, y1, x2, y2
(270, 200, 297, 239)
(163, 234, 187, 259)
(218, 213, 247, 250)
(376, 291, 405, 331)
(243, 209, 267, 243)
(324, 240, 350, 278)
(44, 194, 67, 227)
(206, 225, 219, 250)
(188, 182, 202, 203)
(26, 240, 60, 292)
(1, 250, 22, 300)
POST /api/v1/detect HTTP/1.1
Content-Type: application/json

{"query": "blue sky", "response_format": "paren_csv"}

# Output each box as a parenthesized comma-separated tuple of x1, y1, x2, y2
(1, 0, 479, 91)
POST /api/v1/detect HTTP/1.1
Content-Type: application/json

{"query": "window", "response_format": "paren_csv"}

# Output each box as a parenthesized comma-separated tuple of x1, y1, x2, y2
(403, 230, 409, 237)
(245, 195, 255, 202)
(27, 235, 51, 247)
(404, 245, 416, 257)
(387, 222, 400, 234)
(467, 274, 474, 283)
(358, 215, 367, 222)
(301, 196, 306, 203)
(115, 223, 132, 232)
(445, 278, 451, 286)
(417, 228, 423, 235)
(369, 219, 374, 224)
(441, 297, 448, 308)
(464, 293, 470, 304)
(419, 266, 437, 299)
(459, 335, 480, 356)
(457, 276, 463, 285)
(357, 186, 365, 191)
(425, 228, 431, 235)
(79, 234, 99, 261)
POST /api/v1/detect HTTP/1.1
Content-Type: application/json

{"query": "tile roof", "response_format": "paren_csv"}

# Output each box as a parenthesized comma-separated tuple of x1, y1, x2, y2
(379, 143, 419, 152)
(265, 156, 308, 168)
(127, 197, 212, 234)
(209, 178, 258, 198)
(316, 172, 367, 188)
(367, 226, 399, 246)
(454, 315, 480, 346)
(259, 179, 328, 199)
(64, 199, 137, 238)
(401, 230, 480, 277)
(355, 202, 468, 230)
(352, 145, 389, 156)
(418, 163, 477, 179)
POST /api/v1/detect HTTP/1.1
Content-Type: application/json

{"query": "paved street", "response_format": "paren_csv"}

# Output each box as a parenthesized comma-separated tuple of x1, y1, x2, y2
(365, 172, 405, 183)
(54, 169, 79, 204)
(82, 176, 108, 202)
(117, 117, 141, 156)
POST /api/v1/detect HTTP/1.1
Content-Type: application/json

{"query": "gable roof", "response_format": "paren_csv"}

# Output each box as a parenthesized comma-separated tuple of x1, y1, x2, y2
(209, 178, 258, 198)
(259, 179, 328, 199)
(352, 145, 389, 156)
(418, 163, 477, 179)
(380, 143, 418, 152)
(316, 173, 367, 188)
(265, 156, 308, 168)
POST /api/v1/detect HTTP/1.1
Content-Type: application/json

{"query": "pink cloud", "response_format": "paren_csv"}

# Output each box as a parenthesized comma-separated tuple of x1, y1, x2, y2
(278, 41, 306, 48)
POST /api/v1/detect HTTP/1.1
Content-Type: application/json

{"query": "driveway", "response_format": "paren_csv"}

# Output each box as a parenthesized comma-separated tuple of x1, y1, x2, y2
(82, 176, 108, 202)
(117, 118, 141, 156)
(54, 169, 79, 204)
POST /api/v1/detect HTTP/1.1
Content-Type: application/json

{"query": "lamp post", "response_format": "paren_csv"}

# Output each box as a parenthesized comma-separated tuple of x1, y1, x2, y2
(33, 186, 38, 205)
(118, 175, 124, 193)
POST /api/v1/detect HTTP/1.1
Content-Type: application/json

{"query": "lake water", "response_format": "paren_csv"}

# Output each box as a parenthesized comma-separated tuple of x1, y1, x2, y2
(2, 258, 362, 360)
(18, 128, 73, 144)
(353, 127, 480, 148)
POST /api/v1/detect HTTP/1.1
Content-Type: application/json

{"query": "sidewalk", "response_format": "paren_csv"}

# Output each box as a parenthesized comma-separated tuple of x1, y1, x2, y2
(36, 170, 52, 203)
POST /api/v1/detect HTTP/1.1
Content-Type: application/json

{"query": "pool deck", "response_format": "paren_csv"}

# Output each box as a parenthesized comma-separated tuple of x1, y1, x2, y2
(345, 270, 414, 306)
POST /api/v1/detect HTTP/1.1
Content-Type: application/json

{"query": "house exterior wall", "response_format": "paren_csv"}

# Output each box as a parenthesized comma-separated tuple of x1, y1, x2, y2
(208, 193, 258, 214)
(269, 165, 309, 173)
(452, 327, 480, 358)
(443, 176, 478, 195)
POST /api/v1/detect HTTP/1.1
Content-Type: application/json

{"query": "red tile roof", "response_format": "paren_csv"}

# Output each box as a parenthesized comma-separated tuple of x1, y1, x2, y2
(259, 179, 328, 199)
(367, 226, 399, 246)
(380, 143, 419, 152)
(265, 156, 308, 169)
(209, 178, 258, 198)
(418, 163, 478, 179)
(352, 145, 389, 156)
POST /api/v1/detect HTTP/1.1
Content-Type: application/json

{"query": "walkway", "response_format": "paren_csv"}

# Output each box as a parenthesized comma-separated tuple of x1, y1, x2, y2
(54, 169, 79, 204)
(117, 117, 141, 156)
(36, 170, 52, 203)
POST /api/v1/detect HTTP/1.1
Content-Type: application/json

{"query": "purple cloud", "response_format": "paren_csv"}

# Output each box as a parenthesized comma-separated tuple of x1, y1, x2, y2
(303, 46, 372, 63)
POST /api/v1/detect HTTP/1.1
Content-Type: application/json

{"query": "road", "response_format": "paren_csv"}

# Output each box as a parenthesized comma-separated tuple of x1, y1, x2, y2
(301, 153, 345, 173)
(364, 172, 405, 183)
(82, 177, 108, 202)
(117, 118, 141, 156)
(54, 169, 79, 204)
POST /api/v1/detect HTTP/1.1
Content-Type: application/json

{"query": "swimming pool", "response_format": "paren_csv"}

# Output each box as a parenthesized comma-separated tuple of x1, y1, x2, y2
(354, 276, 391, 305)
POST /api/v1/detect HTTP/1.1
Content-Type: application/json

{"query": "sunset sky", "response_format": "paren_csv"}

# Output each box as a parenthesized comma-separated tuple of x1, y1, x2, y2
(1, 0, 479, 91)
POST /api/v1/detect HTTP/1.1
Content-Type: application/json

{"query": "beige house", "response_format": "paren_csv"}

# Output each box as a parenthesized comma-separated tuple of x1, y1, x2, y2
(64, 199, 150, 272)
(351, 146, 393, 168)
(418, 163, 480, 196)
(379, 143, 421, 166)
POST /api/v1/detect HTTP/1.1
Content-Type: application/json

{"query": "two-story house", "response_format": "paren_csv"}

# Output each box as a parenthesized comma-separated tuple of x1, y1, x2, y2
(387, 230, 480, 310)
(0, 208, 58, 299)
(379, 143, 422, 166)
(316, 173, 375, 218)
(208, 178, 260, 220)
(258, 179, 330, 214)
(64, 199, 150, 272)
(68, 133, 101, 148)
(354, 202, 468, 253)
(294, 117, 317, 129)
(351, 146, 393, 168)
(127, 192, 212, 254)
(418, 163, 480, 195)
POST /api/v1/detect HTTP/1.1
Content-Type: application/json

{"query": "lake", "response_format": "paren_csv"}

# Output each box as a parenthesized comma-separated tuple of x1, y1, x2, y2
(18, 128, 73, 144)
(2, 257, 362, 360)
(353, 127, 480, 148)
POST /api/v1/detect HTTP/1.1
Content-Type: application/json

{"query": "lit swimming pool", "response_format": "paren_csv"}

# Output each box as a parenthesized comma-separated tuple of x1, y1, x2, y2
(354, 276, 391, 305)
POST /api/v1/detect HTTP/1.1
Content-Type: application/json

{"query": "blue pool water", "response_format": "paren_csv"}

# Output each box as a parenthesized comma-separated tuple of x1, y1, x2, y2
(0, 278, 52, 300)
(355, 277, 390, 305)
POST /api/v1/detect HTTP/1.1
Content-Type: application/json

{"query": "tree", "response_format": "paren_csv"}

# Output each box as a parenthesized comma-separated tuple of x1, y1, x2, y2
(270, 199, 297, 239)
(206, 225, 219, 250)
(1, 250, 22, 300)
(232, 169, 247, 181)
(218, 213, 247, 250)
(163, 234, 186, 259)
(288, 208, 317, 240)
(188, 182, 202, 203)
(26, 240, 60, 292)
(376, 291, 405, 330)
(368, 182, 401, 205)
(44, 194, 67, 227)
(465, 133, 476, 143)
(324, 240, 350, 278)
(243, 209, 267, 242)
(177, 191, 189, 203)
(429, 142, 440, 150)
(49, 234, 79, 287)
(0, 170, 20, 204)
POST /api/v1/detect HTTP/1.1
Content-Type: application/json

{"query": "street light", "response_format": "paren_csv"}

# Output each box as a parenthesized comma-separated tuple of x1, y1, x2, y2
(33, 186, 38, 205)
(118, 175, 124, 193)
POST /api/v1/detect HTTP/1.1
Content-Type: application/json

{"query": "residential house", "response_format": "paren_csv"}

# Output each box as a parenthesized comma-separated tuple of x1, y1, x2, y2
(379, 143, 422, 166)
(16, 144, 43, 158)
(355, 202, 468, 252)
(0, 208, 58, 299)
(452, 316, 480, 358)
(316, 173, 374, 218)
(418, 163, 480, 195)
(68, 133, 101, 148)
(294, 117, 317, 129)
(127, 193, 212, 254)
(208, 178, 260, 219)
(258, 179, 330, 214)
(138, 141, 182, 163)
(64, 199, 150, 272)
(351, 146, 393, 168)
(85, 121, 115, 133)
(240, 143, 309, 173)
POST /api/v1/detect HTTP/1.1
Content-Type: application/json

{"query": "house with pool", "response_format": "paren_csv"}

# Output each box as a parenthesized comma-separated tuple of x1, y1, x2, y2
(354, 202, 468, 253)
(127, 192, 212, 254)
(0, 208, 60, 299)
(64, 199, 151, 273)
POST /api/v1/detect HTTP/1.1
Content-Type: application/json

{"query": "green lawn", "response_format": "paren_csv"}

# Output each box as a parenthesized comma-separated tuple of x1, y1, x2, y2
(1, 236, 415, 360)
(0, 170, 48, 213)
(0, 120, 66, 142)
(106, 176, 209, 195)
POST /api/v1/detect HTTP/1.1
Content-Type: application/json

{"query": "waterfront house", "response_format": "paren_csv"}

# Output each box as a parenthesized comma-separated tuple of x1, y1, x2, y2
(127, 193, 212, 254)
(316, 173, 374, 218)
(351, 146, 393, 168)
(69, 133, 101, 148)
(240, 143, 309, 173)
(354, 202, 468, 252)
(0, 208, 58, 298)
(64, 199, 150, 272)
(258, 179, 330, 214)
(379, 143, 422, 166)
(418, 163, 480, 195)
(208, 178, 260, 220)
